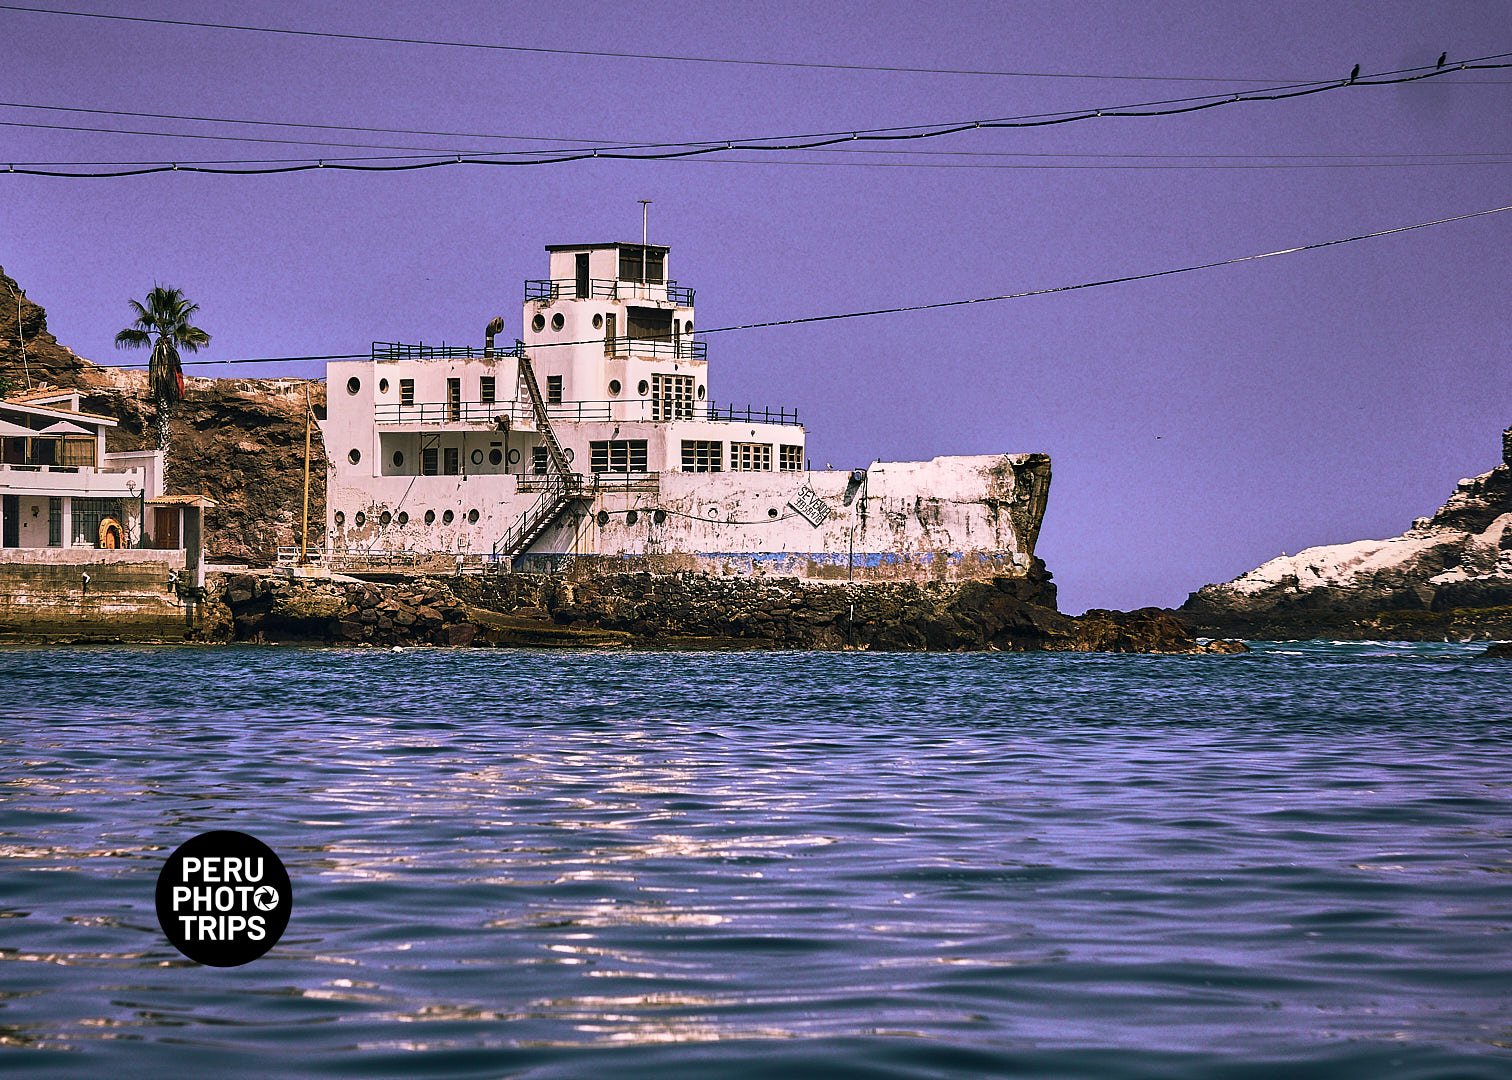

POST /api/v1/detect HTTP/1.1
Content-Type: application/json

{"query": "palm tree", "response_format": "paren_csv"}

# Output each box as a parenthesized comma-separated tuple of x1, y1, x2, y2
(114, 286, 210, 467)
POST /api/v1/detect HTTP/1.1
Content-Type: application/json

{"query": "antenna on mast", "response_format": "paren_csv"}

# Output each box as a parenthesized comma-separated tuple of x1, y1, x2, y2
(638, 199, 652, 288)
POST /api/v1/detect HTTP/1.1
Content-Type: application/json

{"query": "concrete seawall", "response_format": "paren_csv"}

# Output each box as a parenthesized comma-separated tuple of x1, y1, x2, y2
(0, 549, 204, 642)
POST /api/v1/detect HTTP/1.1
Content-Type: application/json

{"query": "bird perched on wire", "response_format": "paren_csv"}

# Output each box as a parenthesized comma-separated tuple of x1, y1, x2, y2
(1437, 52, 1448, 69)
(1349, 63, 1361, 82)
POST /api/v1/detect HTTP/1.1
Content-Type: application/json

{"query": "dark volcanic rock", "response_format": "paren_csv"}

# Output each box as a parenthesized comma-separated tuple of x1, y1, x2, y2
(1483, 641, 1512, 658)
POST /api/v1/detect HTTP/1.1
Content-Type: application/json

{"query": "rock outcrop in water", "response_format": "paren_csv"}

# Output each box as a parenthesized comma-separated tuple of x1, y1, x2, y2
(1, 266, 326, 563)
(1183, 425, 1512, 640)
(215, 568, 1244, 653)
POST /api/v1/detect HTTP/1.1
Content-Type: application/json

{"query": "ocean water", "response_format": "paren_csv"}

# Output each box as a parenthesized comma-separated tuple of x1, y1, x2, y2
(1, 642, 1510, 1079)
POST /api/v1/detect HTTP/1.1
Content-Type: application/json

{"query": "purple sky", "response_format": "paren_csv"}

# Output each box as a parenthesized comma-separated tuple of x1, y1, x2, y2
(3, 1, 1509, 612)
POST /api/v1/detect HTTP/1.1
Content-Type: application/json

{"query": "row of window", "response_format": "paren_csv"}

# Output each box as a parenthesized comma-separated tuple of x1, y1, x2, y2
(334, 507, 481, 529)
(680, 441, 804, 473)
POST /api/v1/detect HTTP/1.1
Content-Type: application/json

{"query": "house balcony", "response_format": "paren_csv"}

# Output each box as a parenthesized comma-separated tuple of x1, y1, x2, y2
(0, 463, 147, 498)
(377, 399, 800, 427)
(525, 278, 695, 307)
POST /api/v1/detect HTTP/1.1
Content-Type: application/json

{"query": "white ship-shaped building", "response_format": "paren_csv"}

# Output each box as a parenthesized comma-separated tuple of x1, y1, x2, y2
(322, 241, 1050, 579)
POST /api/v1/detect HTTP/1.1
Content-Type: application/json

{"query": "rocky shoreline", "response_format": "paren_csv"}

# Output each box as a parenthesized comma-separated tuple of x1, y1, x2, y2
(209, 568, 1246, 654)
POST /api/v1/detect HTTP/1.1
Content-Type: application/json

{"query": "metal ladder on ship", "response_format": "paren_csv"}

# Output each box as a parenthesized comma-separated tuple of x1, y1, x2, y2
(491, 346, 590, 569)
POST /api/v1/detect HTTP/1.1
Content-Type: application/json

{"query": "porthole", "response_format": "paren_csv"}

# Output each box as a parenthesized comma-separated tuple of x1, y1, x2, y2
(467, 509, 479, 524)
(354, 511, 366, 528)
(397, 511, 409, 526)
(532, 313, 546, 332)
(379, 510, 392, 527)
(392, 450, 404, 468)
(563, 447, 575, 463)
(551, 313, 564, 331)
(608, 379, 621, 396)
(592, 313, 603, 329)
(768, 508, 779, 518)
(488, 448, 503, 466)
(442, 509, 455, 525)
(424, 509, 436, 525)
(697, 384, 706, 400)
(379, 378, 390, 394)
(625, 509, 639, 526)
(334, 511, 346, 527)
(686, 320, 693, 333)
(346, 376, 360, 395)
(471, 448, 484, 465)
(507, 448, 521, 465)
(637, 380, 648, 396)
(596, 510, 610, 526)
(348, 448, 362, 464)
(653, 509, 667, 525)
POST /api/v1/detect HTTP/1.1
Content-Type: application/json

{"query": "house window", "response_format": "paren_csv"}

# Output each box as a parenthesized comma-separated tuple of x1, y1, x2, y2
(443, 446, 460, 475)
(421, 446, 439, 475)
(619, 246, 665, 284)
(60, 438, 95, 468)
(681, 440, 722, 473)
(651, 373, 694, 421)
(480, 376, 495, 404)
(71, 497, 120, 547)
(532, 446, 549, 475)
(780, 444, 804, 472)
(589, 439, 648, 474)
(48, 497, 62, 546)
(731, 442, 772, 471)
(546, 375, 563, 405)
(400, 379, 415, 406)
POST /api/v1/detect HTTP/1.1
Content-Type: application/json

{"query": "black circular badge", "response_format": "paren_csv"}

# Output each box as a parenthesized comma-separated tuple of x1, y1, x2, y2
(155, 830, 292, 967)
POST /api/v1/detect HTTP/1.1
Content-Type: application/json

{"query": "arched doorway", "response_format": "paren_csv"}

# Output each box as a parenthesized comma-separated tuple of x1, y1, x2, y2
(99, 517, 123, 549)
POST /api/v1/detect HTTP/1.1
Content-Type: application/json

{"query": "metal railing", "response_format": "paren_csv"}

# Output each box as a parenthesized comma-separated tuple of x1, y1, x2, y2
(376, 398, 800, 427)
(371, 340, 525, 362)
(493, 471, 586, 559)
(525, 278, 695, 306)
(605, 335, 706, 361)
(375, 400, 533, 425)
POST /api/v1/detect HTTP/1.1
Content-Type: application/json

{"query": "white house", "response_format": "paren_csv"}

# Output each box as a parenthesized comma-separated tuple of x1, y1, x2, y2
(322, 241, 1050, 579)
(0, 389, 163, 550)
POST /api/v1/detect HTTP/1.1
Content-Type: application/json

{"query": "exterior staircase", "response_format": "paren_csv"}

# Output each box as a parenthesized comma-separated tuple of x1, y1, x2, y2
(491, 345, 589, 568)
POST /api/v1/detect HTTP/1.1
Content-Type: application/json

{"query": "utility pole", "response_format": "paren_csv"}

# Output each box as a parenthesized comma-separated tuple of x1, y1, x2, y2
(299, 383, 312, 566)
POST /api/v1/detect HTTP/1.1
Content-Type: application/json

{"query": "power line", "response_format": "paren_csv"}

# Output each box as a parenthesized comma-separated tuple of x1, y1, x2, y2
(97, 200, 1512, 371)
(0, 3, 1466, 85)
(8, 54, 1510, 178)
(5, 99, 1512, 166)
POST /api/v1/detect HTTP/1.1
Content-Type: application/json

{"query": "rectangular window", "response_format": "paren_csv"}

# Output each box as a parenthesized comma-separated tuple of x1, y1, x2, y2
(681, 440, 722, 473)
(400, 379, 415, 406)
(421, 446, 439, 475)
(730, 442, 772, 471)
(479, 375, 495, 404)
(780, 444, 804, 472)
(532, 445, 549, 475)
(442, 446, 460, 475)
(60, 438, 94, 468)
(651, 373, 694, 421)
(447, 378, 461, 420)
(619, 246, 665, 284)
(71, 497, 121, 547)
(547, 375, 563, 405)
(589, 439, 649, 474)
(48, 497, 62, 546)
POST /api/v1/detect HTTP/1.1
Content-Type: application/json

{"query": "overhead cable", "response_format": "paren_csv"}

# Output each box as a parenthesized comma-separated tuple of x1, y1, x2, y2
(96, 200, 1512, 371)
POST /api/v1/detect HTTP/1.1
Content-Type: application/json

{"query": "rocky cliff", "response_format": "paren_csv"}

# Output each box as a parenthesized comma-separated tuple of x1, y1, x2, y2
(0, 266, 326, 561)
(1183, 426, 1512, 639)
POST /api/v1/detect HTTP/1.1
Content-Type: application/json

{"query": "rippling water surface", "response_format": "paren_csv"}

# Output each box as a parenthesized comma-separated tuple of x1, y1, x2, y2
(2, 643, 1511, 1078)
